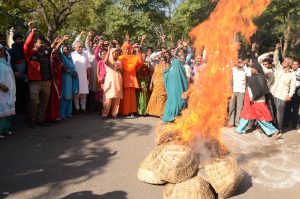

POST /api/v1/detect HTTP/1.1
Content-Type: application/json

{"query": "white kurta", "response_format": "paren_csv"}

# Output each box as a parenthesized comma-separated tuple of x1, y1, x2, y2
(85, 49, 97, 92)
(71, 51, 91, 94)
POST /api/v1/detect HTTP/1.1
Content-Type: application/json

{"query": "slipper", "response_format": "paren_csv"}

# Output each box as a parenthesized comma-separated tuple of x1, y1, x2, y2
(0, 135, 6, 140)
(272, 131, 282, 140)
(7, 131, 15, 136)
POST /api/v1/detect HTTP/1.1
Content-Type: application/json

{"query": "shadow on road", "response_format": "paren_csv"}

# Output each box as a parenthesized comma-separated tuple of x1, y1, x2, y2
(0, 114, 153, 198)
(234, 171, 253, 196)
(60, 190, 128, 199)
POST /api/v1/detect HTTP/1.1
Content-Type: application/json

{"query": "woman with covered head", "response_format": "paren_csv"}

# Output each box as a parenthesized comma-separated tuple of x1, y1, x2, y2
(102, 46, 123, 119)
(59, 44, 79, 119)
(236, 61, 281, 140)
(45, 36, 69, 121)
(147, 56, 168, 117)
(118, 39, 144, 118)
(0, 44, 16, 139)
(162, 59, 188, 123)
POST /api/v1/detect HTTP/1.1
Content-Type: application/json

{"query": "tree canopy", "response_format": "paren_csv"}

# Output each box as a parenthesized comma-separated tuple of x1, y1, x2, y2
(0, 0, 299, 57)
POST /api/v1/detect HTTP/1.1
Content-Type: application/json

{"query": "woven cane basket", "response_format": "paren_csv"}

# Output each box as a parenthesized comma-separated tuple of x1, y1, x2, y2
(137, 147, 165, 184)
(151, 143, 198, 183)
(204, 155, 242, 198)
(163, 176, 215, 199)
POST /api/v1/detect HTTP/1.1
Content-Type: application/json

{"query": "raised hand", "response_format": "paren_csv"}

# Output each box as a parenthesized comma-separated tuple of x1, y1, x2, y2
(80, 31, 86, 36)
(28, 21, 34, 30)
(251, 43, 257, 51)
(107, 45, 112, 51)
(125, 33, 130, 41)
(63, 35, 69, 41)
(161, 34, 166, 42)
(53, 36, 62, 44)
(31, 28, 37, 34)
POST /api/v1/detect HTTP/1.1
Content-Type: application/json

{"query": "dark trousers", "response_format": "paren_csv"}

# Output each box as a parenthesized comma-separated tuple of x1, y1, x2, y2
(265, 93, 277, 124)
(27, 81, 51, 123)
(87, 90, 96, 112)
(228, 92, 245, 126)
(273, 96, 286, 131)
(15, 79, 29, 114)
(284, 88, 300, 127)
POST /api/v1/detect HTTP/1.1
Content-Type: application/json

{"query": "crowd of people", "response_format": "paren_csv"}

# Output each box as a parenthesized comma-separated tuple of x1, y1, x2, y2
(229, 43, 300, 140)
(0, 21, 197, 139)
(0, 21, 299, 141)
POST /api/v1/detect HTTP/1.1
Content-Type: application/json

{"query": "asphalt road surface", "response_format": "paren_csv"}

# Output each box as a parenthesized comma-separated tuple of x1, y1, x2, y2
(1, 113, 300, 199)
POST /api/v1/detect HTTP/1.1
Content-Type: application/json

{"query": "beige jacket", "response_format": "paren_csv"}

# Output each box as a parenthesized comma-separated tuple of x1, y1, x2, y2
(270, 49, 296, 101)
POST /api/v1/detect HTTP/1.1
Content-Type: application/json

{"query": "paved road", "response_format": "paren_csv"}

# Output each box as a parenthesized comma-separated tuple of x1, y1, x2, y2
(0, 114, 300, 199)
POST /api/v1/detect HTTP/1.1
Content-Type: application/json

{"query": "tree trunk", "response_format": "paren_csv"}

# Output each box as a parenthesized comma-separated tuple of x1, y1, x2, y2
(37, 0, 80, 42)
(47, 28, 55, 42)
(283, 13, 292, 58)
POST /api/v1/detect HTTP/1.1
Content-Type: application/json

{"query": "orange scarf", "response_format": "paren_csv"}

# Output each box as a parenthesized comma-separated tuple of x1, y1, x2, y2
(119, 54, 141, 72)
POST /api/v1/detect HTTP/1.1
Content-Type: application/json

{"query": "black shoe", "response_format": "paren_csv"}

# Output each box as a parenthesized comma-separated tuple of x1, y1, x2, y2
(26, 121, 35, 129)
(81, 110, 90, 115)
(73, 110, 79, 115)
(37, 122, 50, 127)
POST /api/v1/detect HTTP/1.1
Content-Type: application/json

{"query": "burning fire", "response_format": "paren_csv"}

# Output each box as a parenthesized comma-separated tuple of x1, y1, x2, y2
(163, 0, 271, 150)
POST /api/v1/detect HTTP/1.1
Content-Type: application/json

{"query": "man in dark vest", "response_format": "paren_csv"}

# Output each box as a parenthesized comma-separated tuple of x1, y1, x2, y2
(24, 22, 51, 128)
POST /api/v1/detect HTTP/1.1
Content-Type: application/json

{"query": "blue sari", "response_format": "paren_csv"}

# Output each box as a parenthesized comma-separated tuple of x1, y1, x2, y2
(59, 47, 79, 118)
(162, 59, 188, 123)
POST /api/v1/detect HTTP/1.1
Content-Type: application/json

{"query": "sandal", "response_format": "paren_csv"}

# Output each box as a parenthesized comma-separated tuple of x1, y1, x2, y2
(0, 135, 6, 140)
(272, 131, 282, 140)
(101, 115, 108, 119)
(7, 131, 15, 136)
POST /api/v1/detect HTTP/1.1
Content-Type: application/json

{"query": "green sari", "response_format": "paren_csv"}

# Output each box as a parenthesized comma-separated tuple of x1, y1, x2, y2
(137, 65, 151, 115)
(162, 59, 188, 122)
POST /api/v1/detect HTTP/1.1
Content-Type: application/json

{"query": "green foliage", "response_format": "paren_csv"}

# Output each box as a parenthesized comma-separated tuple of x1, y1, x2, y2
(0, 0, 299, 56)
(166, 0, 216, 41)
(254, 0, 300, 56)
(89, 0, 169, 44)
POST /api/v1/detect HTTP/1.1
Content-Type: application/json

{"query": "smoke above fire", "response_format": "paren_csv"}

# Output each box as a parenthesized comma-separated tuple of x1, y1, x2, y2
(163, 0, 272, 150)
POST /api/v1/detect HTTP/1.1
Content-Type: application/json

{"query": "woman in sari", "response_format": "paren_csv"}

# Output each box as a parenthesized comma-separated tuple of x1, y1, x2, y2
(59, 45, 79, 119)
(236, 61, 281, 140)
(162, 59, 188, 123)
(118, 42, 143, 117)
(46, 36, 71, 121)
(0, 44, 16, 139)
(45, 49, 63, 121)
(95, 45, 107, 106)
(137, 63, 151, 116)
(102, 47, 123, 119)
(146, 56, 168, 117)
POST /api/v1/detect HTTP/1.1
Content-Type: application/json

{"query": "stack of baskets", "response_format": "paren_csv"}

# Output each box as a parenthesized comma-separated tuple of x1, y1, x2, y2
(137, 131, 243, 199)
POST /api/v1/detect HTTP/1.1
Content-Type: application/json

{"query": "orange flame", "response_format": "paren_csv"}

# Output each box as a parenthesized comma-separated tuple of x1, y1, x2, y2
(164, 0, 271, 149)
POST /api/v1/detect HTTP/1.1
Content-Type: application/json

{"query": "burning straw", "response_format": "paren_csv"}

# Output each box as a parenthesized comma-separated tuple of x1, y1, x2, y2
(162, 0, 272, 154)
(139, 1, 272, 198)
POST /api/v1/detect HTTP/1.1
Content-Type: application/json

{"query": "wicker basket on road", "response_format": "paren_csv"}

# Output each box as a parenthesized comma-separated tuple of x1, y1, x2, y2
(151, 143, 198, 183)
(163, 176, 215, 199)
(204, 155, 242, 198)
(137, 146, 165, 185)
